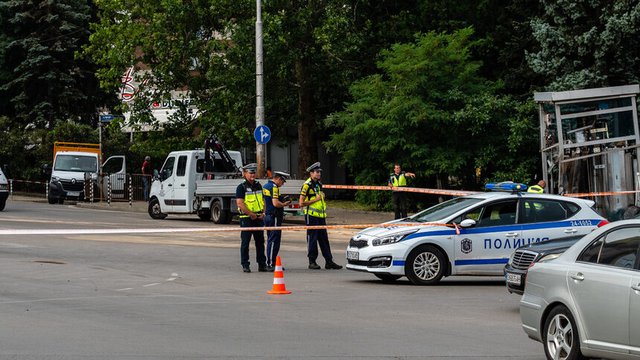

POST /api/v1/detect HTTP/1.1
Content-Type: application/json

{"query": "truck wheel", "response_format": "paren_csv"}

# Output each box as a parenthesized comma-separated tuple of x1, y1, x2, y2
(48, 195, 57, 205)
(405, 245, 446, 285)
(211, 200, 230, 224)
(197, 210, 211, 221)
(148, 198, 167, 220)
(0, 200, 5, 211)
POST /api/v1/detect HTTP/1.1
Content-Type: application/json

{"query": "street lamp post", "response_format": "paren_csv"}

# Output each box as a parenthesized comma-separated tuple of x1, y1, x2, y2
(255, 0, 266, 176)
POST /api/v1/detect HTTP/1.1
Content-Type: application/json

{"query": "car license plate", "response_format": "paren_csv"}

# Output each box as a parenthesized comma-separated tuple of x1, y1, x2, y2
(67, 191, 80, 197)
(506, 273, 521, 285)
(346, 250, 359, 261)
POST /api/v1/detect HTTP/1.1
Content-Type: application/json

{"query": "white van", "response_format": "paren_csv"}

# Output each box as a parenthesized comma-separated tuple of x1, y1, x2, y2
(0, 166, 9, 211)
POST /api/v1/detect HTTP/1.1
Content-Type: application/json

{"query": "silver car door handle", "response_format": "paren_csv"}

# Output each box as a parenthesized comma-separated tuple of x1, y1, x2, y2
(505, 232, 519, 237)
(564, 228, 578, 234)
(570, 273, 584, 281)
(632, 283, 640, 292)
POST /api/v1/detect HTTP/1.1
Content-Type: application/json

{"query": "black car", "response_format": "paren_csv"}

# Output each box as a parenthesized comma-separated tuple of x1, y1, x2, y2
(504, 235, 585, 295)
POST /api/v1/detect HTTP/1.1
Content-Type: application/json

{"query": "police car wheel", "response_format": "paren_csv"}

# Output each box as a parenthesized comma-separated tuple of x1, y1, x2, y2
(405, 245, 445, 285)
(374, 274, 402, 283)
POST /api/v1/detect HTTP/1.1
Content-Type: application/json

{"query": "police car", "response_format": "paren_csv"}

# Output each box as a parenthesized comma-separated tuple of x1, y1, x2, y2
(345, 182, 606, 285)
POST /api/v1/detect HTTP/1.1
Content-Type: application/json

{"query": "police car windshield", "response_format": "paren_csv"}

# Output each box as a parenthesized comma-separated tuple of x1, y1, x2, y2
(411, 197, 483, 223)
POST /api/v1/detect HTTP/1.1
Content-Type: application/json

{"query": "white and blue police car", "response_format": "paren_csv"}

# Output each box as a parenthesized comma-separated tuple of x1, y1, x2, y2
(345, 182, 607, 285)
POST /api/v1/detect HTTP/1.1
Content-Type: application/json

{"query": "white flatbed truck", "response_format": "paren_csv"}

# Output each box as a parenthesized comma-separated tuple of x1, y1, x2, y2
(148, 149, 304, 223)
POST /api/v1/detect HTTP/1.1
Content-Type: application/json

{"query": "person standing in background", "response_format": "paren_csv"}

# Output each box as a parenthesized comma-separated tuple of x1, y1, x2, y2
(388, 164, 415, 219)
(141, 156, 152, 201)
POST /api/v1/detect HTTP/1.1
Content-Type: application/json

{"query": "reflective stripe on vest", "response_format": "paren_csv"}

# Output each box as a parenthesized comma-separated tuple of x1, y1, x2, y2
(239, 186, 264, 218)
(303, 179, 327, 218)
(527, 185, 544, 194)
(391, 174, 407, 187)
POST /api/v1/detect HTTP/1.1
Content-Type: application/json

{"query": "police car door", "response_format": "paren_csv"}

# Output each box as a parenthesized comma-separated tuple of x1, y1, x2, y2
(454, 199, 521, 275)
(519, 197, 588, 246)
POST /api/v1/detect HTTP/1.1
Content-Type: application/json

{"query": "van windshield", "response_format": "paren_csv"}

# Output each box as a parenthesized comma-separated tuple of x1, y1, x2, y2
(54, 155, 98, 172)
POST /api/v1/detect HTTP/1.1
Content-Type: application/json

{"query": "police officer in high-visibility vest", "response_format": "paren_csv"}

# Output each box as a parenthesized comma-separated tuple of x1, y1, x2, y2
(528, 180, 546, 194)
(388, 164, 416, 219)
(235, 163, 267, 273)
(263, 171, 291, 271)
(299, 162, 342, 270)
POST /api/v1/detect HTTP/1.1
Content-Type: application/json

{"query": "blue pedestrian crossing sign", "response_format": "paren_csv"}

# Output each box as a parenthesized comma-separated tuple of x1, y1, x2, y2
(254, 125, 271, 144)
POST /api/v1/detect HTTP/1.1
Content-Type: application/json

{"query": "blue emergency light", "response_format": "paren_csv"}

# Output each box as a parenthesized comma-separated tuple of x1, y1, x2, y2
(485, 181, 528, 192)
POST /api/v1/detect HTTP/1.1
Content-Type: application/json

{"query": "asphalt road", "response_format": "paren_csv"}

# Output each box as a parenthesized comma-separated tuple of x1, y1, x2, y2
(0, 199, 544, 359)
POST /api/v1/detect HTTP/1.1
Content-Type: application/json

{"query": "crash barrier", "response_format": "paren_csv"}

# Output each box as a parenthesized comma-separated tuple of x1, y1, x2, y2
(8, 174, 150, 206)
(0, 221, 456, 236)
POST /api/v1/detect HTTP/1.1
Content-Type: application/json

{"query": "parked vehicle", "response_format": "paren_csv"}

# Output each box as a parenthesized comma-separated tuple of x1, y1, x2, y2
(46, 142, 126, 204)
(520, 219, 640, 360)
(0, 166, 8, 211)
(148, 141, 303, 223)
(345, 182, 607, 285)
(504, 234, 587, 295)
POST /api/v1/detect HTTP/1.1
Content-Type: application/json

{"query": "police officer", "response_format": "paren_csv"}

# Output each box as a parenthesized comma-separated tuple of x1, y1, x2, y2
(388, 164, 416, 219)
(528, 180, 546, 193)
(263, 171, 291, 270)
(235, 163, 267, 273)
(299, 162, 342, 270)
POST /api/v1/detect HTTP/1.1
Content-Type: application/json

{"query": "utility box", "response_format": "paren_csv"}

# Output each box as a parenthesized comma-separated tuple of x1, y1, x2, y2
(535, 84, 640, 219)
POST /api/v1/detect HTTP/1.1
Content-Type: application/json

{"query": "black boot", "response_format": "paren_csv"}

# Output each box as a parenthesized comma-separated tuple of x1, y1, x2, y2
(325, 261, 343, 270)
(308, 261, 321, 270)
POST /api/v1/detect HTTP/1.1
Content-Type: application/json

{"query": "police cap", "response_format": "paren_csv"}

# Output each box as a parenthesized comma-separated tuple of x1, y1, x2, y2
(273, 171, 290, 182)
(242, 163, 257, 173)
(306, 162, 322, 172)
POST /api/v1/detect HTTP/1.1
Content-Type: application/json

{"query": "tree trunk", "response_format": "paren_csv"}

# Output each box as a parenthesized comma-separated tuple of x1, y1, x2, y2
(295, 58, 317, 179)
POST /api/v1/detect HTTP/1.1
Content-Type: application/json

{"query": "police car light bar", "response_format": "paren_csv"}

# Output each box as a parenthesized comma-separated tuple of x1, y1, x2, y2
(485, 182, 528, 192)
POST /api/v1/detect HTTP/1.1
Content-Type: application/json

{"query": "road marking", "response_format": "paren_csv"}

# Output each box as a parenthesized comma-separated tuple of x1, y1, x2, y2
(143, 283, 161, 287)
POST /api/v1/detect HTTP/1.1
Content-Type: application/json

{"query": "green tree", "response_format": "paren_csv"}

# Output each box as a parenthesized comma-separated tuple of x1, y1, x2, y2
(325, 29, 538, 207)
(528, 0, 640, 90)
(0, 0, 107, 126)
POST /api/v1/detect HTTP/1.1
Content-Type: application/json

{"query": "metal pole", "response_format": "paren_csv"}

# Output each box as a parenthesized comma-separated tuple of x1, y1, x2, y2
(128, 174, 133, 207)
(255, 0, 266, 176)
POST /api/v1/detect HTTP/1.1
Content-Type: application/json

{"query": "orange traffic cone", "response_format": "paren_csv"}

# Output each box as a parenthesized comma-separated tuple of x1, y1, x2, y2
(267, 256, 291, 295)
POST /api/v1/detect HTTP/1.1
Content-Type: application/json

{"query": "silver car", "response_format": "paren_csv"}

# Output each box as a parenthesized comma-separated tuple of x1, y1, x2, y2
(520, 220, 640, 360)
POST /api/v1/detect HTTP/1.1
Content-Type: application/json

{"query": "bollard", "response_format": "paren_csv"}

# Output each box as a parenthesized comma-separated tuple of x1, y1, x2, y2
(45, 181, 49, 200)
(128, 174, 133, 207)
(9, 179, 12, 198)
(107, 175, 111, 206)
(90, 177, 94, 203)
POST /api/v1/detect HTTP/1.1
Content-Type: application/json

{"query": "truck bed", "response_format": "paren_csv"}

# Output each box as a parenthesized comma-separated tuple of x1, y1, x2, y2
(194, 178, 307, 197)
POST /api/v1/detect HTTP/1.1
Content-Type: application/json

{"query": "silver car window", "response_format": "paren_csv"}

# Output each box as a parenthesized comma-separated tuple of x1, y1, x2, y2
(578, 227, 640, 270)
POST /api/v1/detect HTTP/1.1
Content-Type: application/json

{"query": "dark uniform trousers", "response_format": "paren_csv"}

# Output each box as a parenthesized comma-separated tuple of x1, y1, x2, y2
(264, 213, 283, 267)
(240, 217, 266, 268)
(306, 214, 333, 263)
(392, 191, 408, 219)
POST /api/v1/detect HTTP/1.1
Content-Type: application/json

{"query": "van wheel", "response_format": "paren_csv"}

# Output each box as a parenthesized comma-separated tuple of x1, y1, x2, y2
(0, 200, 5, 211)
(148, 198, 167, 219)
(198, 210, 211, 221)
(211, 200, 230, 224)
(405, 245, 445, 285)
(48, 195, 57, 205)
